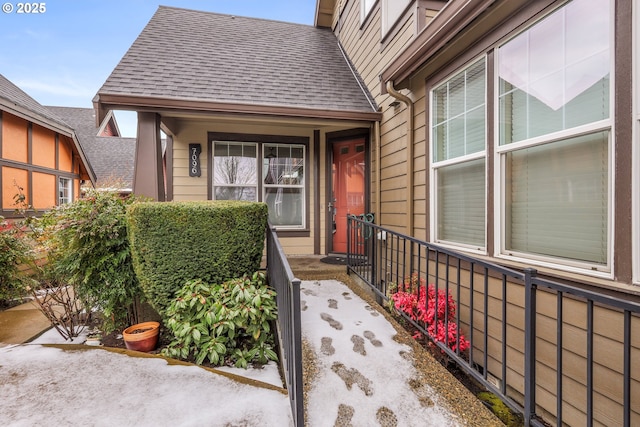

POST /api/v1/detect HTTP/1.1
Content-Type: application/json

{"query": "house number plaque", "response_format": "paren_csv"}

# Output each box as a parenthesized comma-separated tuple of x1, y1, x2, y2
(189, 144, 201, 177)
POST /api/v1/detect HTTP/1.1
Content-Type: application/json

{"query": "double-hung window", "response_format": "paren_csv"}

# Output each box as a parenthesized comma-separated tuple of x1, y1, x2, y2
(58, 177, 72, 205)
(497, 0, 612, 270)
(430, 59, 487, 250)
(212, 140, 306, 229)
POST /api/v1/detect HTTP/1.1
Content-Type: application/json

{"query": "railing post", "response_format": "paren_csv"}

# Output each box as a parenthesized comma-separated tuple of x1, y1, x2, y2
(290, 277, 304, 427)
(524, 268, 537, 427)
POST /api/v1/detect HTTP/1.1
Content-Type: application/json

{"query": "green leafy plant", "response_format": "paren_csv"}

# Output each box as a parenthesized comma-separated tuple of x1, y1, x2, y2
(127, 201, 268, 315)
(40, 189, 142, 333)
(162, 271, 278, 368)
(0, 217, 30, 304)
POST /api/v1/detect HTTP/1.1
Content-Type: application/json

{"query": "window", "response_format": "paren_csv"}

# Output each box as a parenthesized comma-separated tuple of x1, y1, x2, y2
(58, 177, 72, 205)
(431, 59, 486, 249)
(382, 0, 410, 36)
(497, 0, 612, 270)
(361, 0, 375, 23)
(212, 139, 306, 229)
(263, 144, 305, 228)
(213, 142, 258, 201)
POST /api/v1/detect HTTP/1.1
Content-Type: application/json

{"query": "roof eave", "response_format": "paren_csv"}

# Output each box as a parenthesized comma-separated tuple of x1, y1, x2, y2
(315, 0, 336, 28)
(95, 93, 382, 122)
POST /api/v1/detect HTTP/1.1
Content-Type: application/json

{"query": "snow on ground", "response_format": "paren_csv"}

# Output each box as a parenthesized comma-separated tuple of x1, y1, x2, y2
(301, 279, 460, 426)
(0, 344, 292, 426)
(0, 279, 464, 426)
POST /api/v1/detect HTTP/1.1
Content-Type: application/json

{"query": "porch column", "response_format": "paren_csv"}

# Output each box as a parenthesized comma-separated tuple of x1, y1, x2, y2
(133, 112, 165, 201)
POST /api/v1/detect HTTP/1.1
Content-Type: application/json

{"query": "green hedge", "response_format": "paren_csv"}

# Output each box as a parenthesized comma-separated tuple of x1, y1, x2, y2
(127, 201, 268, 315)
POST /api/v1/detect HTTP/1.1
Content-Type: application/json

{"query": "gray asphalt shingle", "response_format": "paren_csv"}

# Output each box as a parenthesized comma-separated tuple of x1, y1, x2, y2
(47, 106, 135, 190)
(98, 6, 377, 113)
(0, 74, 71, 130)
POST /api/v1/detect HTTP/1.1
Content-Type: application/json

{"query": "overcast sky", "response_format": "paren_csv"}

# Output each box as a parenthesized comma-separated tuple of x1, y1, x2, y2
(0, 1, 316, 136)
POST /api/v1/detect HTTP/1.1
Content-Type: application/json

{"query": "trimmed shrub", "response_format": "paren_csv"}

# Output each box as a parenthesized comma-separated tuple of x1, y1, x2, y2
(127, 201, 268, 315)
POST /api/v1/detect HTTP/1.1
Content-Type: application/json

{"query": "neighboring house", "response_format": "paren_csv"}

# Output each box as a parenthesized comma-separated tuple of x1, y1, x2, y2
(94, 1, 639, 425)
(0, 74, 95, 217)
(47, 106, 135, 194)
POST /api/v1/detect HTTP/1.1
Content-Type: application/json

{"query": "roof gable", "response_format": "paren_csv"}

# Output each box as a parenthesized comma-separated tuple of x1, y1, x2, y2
(47, 106, 133, 190)
(97, 6, 377, 117)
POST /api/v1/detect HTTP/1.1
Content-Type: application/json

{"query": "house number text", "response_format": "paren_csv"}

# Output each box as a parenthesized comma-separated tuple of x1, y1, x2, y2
(189, 144, 201, 177)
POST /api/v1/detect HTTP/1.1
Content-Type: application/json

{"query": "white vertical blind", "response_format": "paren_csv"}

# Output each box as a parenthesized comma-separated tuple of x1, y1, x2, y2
(498, 0, 611, 267)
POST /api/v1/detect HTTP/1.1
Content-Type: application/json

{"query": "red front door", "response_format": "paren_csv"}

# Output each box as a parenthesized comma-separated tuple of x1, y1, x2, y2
(331, 138, 366, 253)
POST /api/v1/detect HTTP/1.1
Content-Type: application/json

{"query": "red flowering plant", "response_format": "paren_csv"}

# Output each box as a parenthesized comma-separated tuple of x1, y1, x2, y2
(389, 273, 470, 354)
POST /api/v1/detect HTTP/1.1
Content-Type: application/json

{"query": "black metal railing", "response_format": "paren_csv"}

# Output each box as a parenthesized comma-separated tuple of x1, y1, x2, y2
(266, 225, 303, 427)
(347, 215, 640, 427)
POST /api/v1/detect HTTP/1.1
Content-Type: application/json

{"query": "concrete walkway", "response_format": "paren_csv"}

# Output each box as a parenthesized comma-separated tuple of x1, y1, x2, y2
(0, 300, 51, 346)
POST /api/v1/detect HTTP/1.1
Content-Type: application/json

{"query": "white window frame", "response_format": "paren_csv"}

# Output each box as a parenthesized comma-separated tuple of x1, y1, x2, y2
(493, 0, 615, 278)
(58, 177, 72, 205)
(211, 140, 306, 230)
(262, 144, 306, 230)
(212, 141, 259, 202)
(381, 0, 410, 37)
(429, 57, 488, 254)
(361, 0, 376, 23)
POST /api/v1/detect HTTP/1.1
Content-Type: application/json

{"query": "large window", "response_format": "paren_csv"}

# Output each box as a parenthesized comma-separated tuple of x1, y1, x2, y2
(58, 177, 72, 205)
(431, 59, 486, 249)
(212, 140, 306, 229)
(497, 0, 612, 270)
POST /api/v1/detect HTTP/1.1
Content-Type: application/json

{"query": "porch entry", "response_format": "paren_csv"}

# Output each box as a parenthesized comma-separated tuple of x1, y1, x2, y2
(330, 138, 366, 253)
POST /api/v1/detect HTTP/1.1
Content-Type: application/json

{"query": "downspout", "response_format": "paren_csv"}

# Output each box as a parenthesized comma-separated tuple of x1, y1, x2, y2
(375, 120, 381, 226)
(386, 81, 415, 237)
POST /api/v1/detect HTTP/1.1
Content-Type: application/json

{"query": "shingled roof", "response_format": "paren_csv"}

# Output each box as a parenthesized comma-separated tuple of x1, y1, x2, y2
(47, 106, 134, 191)
(95, 6, 379, 120)
(0, 74, 75, 132)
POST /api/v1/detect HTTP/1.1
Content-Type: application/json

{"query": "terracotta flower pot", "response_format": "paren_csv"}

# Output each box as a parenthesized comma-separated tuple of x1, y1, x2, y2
(122, 321, 160, 352)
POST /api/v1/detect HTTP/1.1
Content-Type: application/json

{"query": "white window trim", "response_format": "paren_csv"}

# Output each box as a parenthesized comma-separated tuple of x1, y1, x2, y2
(58, 177, 73, 205)
(381, 0, 411, 37)
(211, 140, 307, 230)
(212, 141, 259, 202)
(492, 0, 616, 278)
(262, 144, 306, 230)
(361, 0, 376, 24)
(429, 57, 488, 255)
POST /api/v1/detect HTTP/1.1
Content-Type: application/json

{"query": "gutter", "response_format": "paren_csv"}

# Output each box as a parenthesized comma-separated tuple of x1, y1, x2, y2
(385, 81, 414, 237)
